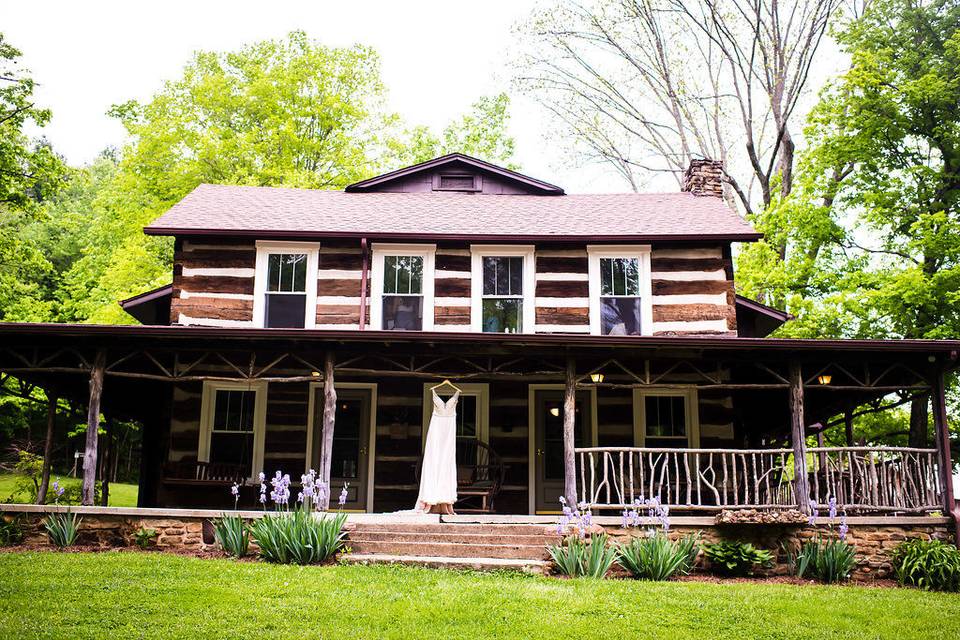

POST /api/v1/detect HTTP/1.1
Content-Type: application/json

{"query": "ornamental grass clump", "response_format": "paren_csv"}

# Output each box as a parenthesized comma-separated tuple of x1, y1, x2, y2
(891, 538, 960, 592)
(794, 497, 857, 583)
(703, 540, 773, 577)
(44, 479, 81, 549)
(547, 497, 617, 578)
(247, 470, 348, 565)
(615, 497, 701, 581)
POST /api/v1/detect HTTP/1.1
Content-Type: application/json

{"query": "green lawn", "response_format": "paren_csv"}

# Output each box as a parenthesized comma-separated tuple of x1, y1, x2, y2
(0, 474, 138, 507)
(0, 552, 958, 639)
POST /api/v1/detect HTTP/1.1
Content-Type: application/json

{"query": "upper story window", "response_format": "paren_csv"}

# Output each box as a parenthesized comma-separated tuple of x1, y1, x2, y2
(253, 241, 319, 329)
(471, 246, 535, 333)
(587, 246, 652, 336)
(370, 244, 436, 331)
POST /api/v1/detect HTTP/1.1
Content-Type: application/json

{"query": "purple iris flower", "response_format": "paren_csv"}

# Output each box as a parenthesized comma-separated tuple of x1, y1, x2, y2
(338, 484, 349, 507)
(838, 516, 849, 542)
(828, 496, 838, 520)
(808, 499, 818, 526)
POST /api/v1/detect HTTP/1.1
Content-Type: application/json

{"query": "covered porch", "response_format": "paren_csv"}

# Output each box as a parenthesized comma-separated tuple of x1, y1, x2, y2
(0, 324, 956, 530)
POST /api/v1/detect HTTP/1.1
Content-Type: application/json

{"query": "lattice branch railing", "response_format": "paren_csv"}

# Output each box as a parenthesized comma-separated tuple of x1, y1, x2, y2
(576, 446, 943, 514)
(807, 447, 941, 513)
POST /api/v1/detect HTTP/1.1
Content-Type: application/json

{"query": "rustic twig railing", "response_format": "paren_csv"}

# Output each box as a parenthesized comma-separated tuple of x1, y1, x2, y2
(576, 446, 943, 514)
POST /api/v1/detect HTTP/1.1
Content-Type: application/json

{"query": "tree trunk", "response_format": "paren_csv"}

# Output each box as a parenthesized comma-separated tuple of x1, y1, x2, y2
(909, 396, 929, 448)
(81, 351, 107, 506)
(789, 363, 811, 513)
(36, 391, 57, 504)
(563, 358, 578, 508)
(319, 352, 337, 510)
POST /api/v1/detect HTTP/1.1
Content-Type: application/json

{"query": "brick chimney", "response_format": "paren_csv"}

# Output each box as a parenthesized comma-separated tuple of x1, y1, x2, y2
(682, 159, 724, 197)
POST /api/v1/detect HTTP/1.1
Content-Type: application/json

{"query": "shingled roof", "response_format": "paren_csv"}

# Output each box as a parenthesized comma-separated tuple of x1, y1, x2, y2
(145, 156, 760, 242)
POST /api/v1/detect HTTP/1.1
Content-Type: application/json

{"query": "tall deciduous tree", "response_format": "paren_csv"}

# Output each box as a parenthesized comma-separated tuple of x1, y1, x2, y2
(515, 0, 839, 214)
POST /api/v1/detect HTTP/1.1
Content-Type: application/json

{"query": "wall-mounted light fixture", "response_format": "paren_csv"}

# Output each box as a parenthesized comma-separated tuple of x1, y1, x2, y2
(817, 374, 832, 385)
(590, 372, 605, 383)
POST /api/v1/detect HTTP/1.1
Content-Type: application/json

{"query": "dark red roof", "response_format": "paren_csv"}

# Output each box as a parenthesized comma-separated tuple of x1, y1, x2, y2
(145, 184, 759, 241)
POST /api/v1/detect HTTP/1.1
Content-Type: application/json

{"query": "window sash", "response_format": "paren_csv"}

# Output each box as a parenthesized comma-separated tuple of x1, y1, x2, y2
(644, 395, 687, 438)
(482, 256, 523, 296)
(600, 257, 640, 297)
(212, 389, 255, 432)
(267, 253, 308, 293)
(383, 255, 423, 295)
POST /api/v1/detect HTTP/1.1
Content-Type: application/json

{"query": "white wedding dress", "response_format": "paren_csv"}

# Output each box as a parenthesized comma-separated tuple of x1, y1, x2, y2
(415, 389, 459, 511)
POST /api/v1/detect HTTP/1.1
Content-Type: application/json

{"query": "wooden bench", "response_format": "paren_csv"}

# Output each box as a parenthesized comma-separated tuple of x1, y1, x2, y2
(163, 461, 247, 487)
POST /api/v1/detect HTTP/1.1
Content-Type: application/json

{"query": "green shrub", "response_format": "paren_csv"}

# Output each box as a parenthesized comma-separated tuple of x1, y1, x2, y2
(891, 538, 960, 592)
(0, 514, 25, 546)
(793, 537, 857, 583)
(703, 540, 773, 577)
(548, 532, 618, 579)
(133, 526, 158, 550)
(212, 514, 250, 558)
(45, 510, 81, 549)
(617, 532, 700, 581)
(249, 510, 347, 565)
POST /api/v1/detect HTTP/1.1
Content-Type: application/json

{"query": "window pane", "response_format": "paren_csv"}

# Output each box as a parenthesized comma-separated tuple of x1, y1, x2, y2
(456, 395, 478, 438)
(383, 256, 398, 294)
(265, 293, 307, 328)
(209, 432, 254, 476)
(383, 255, 423, 295)
(543, 399, 587, 479)
(482, 298, 522, 333)
(482, 256, 522, 296)
(267, 253, 307, 293)
(332, 395, 362, 479)
(600, 257, 639, 296)
(600, 297, 642, 335)
(645, 395, 687, 438)
(213, 389, 255, 431)
(382, 295, 423, 330)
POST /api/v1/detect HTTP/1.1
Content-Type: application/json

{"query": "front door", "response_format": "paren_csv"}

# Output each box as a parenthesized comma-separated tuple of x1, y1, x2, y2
(532, 388, 594, 513)
(312, 386, 372, 511)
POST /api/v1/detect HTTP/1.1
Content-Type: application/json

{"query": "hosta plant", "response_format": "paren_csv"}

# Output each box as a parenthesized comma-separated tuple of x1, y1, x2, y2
(703, 540, 773, 577)
(133, 526, 158, 550)
(891, 538, 960, 592)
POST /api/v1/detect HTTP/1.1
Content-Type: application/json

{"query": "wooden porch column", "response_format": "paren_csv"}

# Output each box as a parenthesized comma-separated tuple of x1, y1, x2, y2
(789, 362, 811, 513)
(319, 352, 337, 509)
(81, 350, 107, 506)
(930, 370, 959, 544)
(844, 410, 855, 447)
(563, 358, 578, 508)
(100, 415, 114, 507)
(36, 391, 58, 504)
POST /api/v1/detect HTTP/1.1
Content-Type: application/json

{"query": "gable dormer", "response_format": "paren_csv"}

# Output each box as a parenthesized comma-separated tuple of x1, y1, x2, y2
(344, 152, 565, 195)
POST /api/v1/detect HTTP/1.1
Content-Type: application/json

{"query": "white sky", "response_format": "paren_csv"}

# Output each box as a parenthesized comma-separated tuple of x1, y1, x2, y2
(4, 0, 627, 192)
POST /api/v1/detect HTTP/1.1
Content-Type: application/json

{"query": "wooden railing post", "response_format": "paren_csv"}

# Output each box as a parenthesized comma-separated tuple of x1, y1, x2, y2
(789, 362, 811, 513)
(81, 350, 106, 506)
(931, 369, 959, 545)
(563, 358, 578, 508)
(319, 351, 337, 510)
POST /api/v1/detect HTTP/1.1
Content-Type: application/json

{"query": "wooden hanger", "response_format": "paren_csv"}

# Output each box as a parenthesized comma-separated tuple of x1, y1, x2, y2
(430, 378, 462, 393)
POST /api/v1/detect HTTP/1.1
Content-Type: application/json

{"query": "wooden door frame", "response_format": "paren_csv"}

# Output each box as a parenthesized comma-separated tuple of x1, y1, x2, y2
(306, 382, 378, 512)
(420, 382, 490, 446)
(527, 384, 598, 515)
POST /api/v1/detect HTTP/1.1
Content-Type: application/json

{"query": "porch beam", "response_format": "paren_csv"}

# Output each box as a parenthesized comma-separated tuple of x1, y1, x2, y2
(319, 351, 337, 510)
(789, 362, 811, 513)
(930, 369, 960, 545)
(563, 357, 577, 508)
(81, 350, 106, 506)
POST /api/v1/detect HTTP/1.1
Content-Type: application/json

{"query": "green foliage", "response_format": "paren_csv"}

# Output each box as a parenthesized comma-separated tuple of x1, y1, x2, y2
(3, 450, 43, 503)
(547, 532, 618, 579)
(212, 515, 249, 558)
(0, 513, 24, 546)
(703, 540, 774, 577)
(133, 526, 158, 550)
(794, 537, 857, 583)
(249, 510, 347, 565)
(891, 538, 960, 592)
(616, 532, 700, 581)
(44, 509, 81, 549)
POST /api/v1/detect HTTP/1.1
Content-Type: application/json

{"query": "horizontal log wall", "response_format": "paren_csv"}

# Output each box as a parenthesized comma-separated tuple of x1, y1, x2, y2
(650, 245, 737, 336)
(534, 248, 590, 333)
(171, 238, 256, 327)
(316, 240, 366, 330)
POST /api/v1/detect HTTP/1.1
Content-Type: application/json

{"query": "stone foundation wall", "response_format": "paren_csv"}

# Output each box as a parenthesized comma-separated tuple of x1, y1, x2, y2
(16, 512, 213, 551)
(602, 517, 955, 580)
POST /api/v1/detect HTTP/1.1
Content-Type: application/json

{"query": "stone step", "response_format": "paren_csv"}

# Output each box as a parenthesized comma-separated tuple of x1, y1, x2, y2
(348, 530, 558, 546)
(346, 539, 552, 560)
(340, 553, 549, 575)
(348, 522, 556, 536)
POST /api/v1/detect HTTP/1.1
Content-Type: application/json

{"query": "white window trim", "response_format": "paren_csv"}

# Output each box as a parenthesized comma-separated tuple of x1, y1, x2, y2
(253, 240, 320, 329)
(421, 382, 490, 446)
(470, 245, 536, 333)
(370, 243, 436, 331)
(305, 381, 378, 512)
(587, 245, 653, 336)
(632, 387, 701, 448)
(198, 379, 268, 482)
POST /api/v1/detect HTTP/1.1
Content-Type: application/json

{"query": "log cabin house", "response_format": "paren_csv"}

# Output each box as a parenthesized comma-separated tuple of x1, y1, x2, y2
(1, 154, 958, 538)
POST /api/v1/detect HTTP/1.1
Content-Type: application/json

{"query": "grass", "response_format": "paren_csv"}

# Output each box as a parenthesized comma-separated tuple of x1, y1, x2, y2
(0, 474, 138, 507)
(0, 552, 958, 639)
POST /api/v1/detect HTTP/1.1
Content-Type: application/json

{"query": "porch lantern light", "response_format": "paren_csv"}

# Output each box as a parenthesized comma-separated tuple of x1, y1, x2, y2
(817, 374, 832, 385)
(590, 372, 605, 383)
(549, 407, 560, 417)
